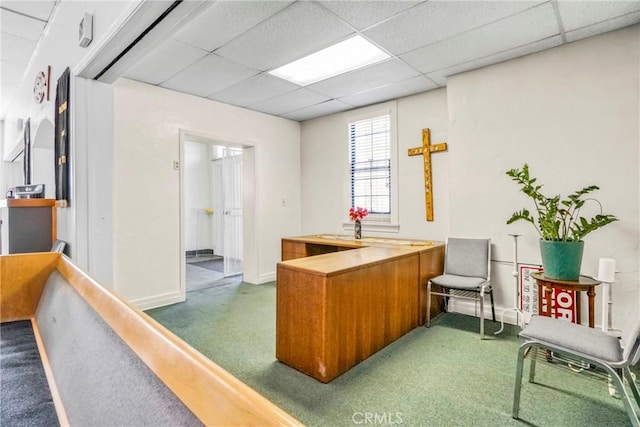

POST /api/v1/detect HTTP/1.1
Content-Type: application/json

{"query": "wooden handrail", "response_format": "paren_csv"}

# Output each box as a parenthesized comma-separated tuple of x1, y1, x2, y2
(0, 252, 60, 321)
(1, 253, 302, 427)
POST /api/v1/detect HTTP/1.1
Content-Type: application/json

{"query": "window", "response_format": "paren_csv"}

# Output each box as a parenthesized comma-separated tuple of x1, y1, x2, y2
(349, 113, 391, 221)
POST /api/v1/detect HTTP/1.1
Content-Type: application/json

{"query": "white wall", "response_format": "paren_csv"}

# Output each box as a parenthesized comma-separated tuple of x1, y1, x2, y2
(301, 27, 639, 329)
(31, 119, 55, 198)
(300, 92, 450, 240)
(447, 26, 639, 329)
(2, 1, 141, 161)
(1, 1, 131, 287)
(72, 78, 114, 286)
(0, 120, 24, 195)
(113, 78, 301, 308)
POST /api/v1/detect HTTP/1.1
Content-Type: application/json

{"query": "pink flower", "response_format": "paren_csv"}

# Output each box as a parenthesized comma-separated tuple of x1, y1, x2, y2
(349, 206, 369, 221)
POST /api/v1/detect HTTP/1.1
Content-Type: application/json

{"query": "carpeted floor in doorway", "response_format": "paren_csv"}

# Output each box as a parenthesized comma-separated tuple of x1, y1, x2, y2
(189, 257, 224, 273)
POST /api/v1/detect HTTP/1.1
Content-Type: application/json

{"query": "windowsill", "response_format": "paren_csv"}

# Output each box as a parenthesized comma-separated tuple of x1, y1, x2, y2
(342, 222, 400, 233)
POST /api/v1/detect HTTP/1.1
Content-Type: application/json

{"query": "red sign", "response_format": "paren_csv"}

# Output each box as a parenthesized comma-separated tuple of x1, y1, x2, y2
(542, 287, 578, 323)
(519, 265, 578, 323)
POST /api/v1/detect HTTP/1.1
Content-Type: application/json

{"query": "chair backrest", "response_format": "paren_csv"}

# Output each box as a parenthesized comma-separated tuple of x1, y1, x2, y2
(621, 318, 640, 366)
(444, 238, 491, 279)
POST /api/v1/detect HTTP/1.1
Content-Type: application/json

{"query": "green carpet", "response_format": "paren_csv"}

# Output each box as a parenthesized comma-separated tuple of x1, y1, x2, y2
(147, 281, 638, 426)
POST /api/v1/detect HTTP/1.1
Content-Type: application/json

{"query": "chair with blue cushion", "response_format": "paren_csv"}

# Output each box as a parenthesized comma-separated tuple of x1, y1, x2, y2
(512, 315, 640, 426)
(426, 237, 494, 339)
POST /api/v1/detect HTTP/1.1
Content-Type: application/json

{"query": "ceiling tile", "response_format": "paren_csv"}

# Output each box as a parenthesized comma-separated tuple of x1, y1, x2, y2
(0, 8, 46, 41)
(364, 0, 544, 55)
(0, 1, 56, 21)
(3, 0, 640, 123)
(338, 75, 439, 107)
(208, 73, 300, 107)
(307, 58, 421, 99)
(249, 88, 330, 116)
(0, 59, 25, 84)
(565, 11, 640, 42)
(557, 0, 640, 31)
(282, 99, 354, 121)
(173, 0, 293, 52)
(161, 53, 259, 97)
(124, 39, 208, 85)
(214, 1, 354, 71)
(426, 35, 563, 85)
(0, 32, 37, 64)
(401, 3, 558, 74)
(318, 0, 423, 30)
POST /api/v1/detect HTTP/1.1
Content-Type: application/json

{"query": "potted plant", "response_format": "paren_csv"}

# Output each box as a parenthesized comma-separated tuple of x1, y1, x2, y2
(506, 163, 617, 280)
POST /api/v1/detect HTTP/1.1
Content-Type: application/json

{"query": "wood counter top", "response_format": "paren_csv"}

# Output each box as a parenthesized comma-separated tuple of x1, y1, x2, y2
(279, 244, 442, 277)
(1, 198, 56, 208)
(284, 234, 437, 248)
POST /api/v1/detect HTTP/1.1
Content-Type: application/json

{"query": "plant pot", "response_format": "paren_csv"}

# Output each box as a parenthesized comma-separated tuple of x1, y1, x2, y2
(539, 239, 584, 281)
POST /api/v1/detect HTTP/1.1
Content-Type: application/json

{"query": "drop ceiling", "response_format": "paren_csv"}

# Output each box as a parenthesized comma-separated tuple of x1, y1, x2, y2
(0, 1, 57, 119)
(2, 1, 640, 123)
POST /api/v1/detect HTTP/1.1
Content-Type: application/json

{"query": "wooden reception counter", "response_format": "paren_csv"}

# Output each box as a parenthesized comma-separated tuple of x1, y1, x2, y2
(276, 235, 444, 383)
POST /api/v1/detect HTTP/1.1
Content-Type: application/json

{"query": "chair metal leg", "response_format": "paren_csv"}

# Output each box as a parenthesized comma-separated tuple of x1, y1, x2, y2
(528, 347, 538, 383)
(443, 288, 449, 313)
(489, 289, 496, 322)
(624, 367, 640, 408)
(512, 343, 529, 419)
(479, 293, 485, 339)
(426, 281, 432, 328)
(604, 366, 640, 427)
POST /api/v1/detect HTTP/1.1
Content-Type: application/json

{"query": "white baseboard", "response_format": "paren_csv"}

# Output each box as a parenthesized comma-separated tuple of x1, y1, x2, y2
(130, 290, 185, 311)
(448, 299, 522, 327)
(258, 271, 276, 284)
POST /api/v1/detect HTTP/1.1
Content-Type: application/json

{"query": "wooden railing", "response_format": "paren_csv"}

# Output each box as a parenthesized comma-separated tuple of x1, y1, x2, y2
(1, 253, 302, 427)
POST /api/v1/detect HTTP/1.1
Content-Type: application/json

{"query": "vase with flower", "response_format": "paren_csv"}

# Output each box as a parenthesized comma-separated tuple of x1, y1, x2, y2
(349, 207, 369, 240)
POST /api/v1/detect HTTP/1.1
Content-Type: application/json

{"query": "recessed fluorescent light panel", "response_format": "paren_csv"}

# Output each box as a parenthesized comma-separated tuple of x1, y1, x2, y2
(269, 35, 390, 86)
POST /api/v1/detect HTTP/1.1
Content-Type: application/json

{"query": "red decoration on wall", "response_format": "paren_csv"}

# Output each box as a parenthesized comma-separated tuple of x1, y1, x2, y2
(33, 65, 51, 104)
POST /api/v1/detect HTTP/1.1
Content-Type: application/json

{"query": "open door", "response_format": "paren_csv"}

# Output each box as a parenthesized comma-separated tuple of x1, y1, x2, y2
(222, 148, 243, 277)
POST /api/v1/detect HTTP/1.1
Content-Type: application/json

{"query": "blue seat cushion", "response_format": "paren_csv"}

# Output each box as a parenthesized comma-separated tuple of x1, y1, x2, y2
(520, 316, 622, 362)
(430, 274, 486, 290)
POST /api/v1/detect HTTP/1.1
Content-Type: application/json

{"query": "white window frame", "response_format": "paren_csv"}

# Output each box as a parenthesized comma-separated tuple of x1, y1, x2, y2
(343, 102, 399, 233)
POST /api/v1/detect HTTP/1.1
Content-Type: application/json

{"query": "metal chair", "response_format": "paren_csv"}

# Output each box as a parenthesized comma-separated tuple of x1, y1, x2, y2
(426, 237, 494, 339)
(512, 315, 640, 426)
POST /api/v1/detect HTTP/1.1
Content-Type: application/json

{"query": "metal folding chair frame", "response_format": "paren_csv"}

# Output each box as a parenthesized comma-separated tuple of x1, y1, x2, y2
(426, 238, 494, 339)
(512, 338, 640, 426)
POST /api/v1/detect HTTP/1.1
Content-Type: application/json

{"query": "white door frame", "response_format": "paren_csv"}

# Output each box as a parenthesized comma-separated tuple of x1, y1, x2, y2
(179, 129, 257, 296)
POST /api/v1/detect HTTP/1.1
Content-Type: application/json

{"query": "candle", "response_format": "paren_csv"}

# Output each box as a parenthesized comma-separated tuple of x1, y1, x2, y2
(597, 258, 616, 282)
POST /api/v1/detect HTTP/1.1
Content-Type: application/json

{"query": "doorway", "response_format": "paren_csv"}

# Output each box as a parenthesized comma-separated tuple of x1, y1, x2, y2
(183, 140, 243, 293)
(31, 119, 55, 198)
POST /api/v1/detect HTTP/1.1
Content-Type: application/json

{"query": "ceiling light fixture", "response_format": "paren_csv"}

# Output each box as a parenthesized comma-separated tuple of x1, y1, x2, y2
(269, 35, 390, 86)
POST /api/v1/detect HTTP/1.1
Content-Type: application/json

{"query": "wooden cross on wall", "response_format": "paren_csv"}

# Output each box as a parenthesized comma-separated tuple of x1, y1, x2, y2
(408, 128, 448, 221)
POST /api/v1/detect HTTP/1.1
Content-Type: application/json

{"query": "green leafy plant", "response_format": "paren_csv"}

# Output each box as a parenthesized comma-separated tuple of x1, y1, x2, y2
(506, 164, 617, 242)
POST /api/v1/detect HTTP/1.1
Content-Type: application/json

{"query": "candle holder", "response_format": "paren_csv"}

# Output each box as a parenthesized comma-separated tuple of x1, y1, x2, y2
(596, 258, 616, 334)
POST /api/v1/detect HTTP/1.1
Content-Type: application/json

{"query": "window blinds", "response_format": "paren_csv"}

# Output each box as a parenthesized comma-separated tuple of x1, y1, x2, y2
(349, 114, 391, 216)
